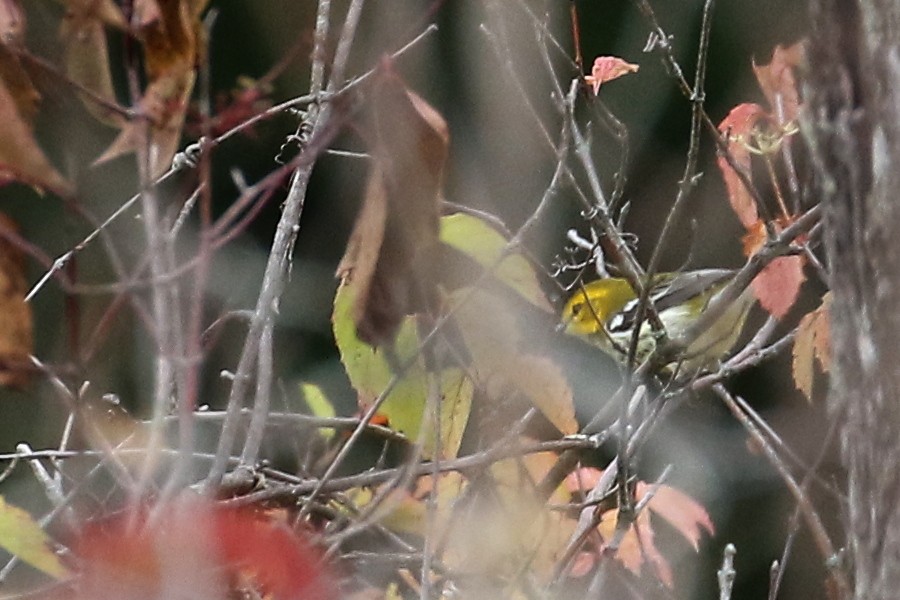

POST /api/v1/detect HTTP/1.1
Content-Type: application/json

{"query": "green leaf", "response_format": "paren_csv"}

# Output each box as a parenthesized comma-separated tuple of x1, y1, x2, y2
(332, 281, 472, 459)
(0, 496, 69, 579)
(440, 213, 552, 312)
(301, 383, 336, 440)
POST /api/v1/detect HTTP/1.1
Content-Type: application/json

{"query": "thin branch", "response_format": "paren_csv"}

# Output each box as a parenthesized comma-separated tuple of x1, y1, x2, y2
(713, 384, 849, 596)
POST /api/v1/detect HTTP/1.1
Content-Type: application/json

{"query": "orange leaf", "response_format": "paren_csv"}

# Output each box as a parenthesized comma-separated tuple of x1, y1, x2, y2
(751, 255, 806, 319)
(636, 482, 715, 552)
(792, 292, 831, 401)
(753, 43, 804, 124)
(141, 0, 199, 80)
(717, 103, 765, 228)
(740, 219, 767, 257)
(596, 509, 674, 588)
(584, 56, 639, 95)
(814, 292, 832, 372)
(336, 63, 448, 346)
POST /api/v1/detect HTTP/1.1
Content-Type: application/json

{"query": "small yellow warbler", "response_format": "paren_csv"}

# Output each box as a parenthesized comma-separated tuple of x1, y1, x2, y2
(561, 269, 755, 374)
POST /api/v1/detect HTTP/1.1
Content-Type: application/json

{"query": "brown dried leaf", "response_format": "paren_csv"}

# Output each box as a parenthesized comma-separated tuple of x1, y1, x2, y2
(0, 213, 31, 388)
(94, 68, 195, 178)
(0, 0, 37, 123)
(60, 1, 125, 126)
(0, 77, 73, 197)
(336, 64, 448, 346)
(0, 43, 39, 123)
(141, 0, 198, 79)
(91, 0, 202, 176)
(792, 292, 831, 401)
(452, 289, 576, 434)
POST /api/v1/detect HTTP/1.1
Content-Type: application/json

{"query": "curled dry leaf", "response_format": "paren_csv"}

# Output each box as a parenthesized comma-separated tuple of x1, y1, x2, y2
(0, 42, 38, 125)
(0, 213, 32, 387)
(93, 0, 206, 177)
(0, 65, 73, 195)
(336, 63, 448, 347)
(94, 69, 196, 177)
(584, 56, 639, 95)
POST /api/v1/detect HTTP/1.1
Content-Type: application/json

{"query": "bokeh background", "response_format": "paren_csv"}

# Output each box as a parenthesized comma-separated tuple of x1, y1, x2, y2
(0, 1, 834, 598)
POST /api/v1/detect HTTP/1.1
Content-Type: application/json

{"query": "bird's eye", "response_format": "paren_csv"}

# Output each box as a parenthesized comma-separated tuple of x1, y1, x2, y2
(571, 302, 584, 316)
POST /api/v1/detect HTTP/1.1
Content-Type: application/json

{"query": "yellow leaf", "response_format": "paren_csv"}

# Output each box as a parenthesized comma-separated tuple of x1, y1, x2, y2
(439, 213, 552, 312)
(332, 281, 472, 460)
(301, 383, 335, 440)
(0, 496, 69, 579)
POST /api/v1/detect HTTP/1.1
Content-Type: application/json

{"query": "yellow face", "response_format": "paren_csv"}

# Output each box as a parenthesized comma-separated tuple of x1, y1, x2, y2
(561, 279, 637, 337)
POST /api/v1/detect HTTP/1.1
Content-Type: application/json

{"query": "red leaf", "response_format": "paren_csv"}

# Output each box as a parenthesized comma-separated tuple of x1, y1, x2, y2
(596, 509, 674, 588)
(213, 509, 333, 600)
(69, 499, 335, 600)
(751, 254, 806, 319)
(584, 56, 639, 95)
(637, 482, 715, 552)
(717, 103, 766, 228)
(753, 43, 804, 124)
